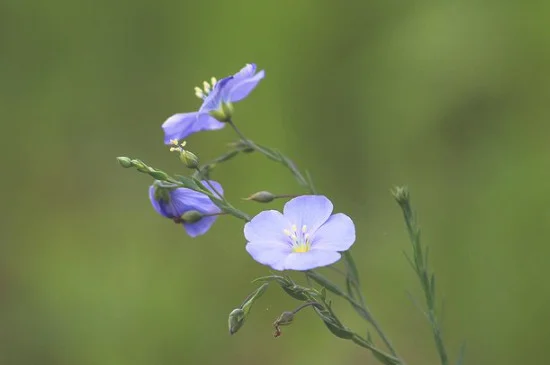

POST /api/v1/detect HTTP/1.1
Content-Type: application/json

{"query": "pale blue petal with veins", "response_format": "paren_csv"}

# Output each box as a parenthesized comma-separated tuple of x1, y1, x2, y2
(244, 195, 356, 271)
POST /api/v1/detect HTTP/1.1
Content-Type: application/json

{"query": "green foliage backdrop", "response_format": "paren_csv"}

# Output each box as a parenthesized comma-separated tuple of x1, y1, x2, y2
(2, 1, 549, 364)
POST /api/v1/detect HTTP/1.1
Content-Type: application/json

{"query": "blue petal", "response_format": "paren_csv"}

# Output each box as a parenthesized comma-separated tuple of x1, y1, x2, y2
(169, 187, 220, 216)
(244, 210, 292, 245)
(202, 180, 224, 199)
(149, 185, 172, 218)
(246, 241, 292, 271)
(233, 63, 257, 81)
(283, 195, 333, 234)
(162, 112, 225, 144)
(183, 216, 218, 237)
(311, 213, 356, 251)
(199, 76, 233, 112)
(226, 69, 265, 103)
(282, 249, 341, 271)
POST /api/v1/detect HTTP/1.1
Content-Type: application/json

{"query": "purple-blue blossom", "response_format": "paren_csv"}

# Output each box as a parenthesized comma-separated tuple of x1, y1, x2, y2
(162, 63, 265, 144)
(244, 195, 356, 271)
(149, 180, 224, 237)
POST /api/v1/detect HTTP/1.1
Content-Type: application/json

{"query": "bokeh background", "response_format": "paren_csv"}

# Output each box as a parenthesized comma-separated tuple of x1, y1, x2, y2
(2, 1, 549, 364)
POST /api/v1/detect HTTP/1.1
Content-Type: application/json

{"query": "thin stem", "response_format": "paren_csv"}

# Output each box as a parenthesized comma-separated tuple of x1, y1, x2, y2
(291, 301, 323, 314)
(227, 119, 314, 193)
(394, 187, 448, 365)
(202, 212, 227, 217)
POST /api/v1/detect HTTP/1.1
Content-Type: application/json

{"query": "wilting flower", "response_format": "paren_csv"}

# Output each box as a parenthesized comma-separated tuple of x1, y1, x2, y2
(149, 180, 224, 237)
(244, 195, 355, 271)
(162, 63, 265, 144)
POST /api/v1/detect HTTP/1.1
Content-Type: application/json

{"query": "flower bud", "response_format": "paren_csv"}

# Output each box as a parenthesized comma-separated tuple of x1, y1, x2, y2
(180, 210, 203, 223)
(391, 186, 410, 206)
(179, 150, 199, 169)
(228, 308, 245, 335)
(116, 156, 133, 168)
(245, 191, 276, 203)
(274, 311, 294, 327)
(209, 102, 234, 122)
(149, 170, 169, 180)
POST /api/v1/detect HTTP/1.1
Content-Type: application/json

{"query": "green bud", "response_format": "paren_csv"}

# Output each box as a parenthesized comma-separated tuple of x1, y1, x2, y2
(227, 283, 269, 336)
(209, 102, 234, 122)
(180, 210, 203, 223)
(228, 308, 245, 335)
(245, 191, 276, 203)
(274, 311, 294, 327)
(132, 159, 148, 172)
(149, 170, 169, 180)
(116, 156, 133, 168)
(179, 150, 199, 169)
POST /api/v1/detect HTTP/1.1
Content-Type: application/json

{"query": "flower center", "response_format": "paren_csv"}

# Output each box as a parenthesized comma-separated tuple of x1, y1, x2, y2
(194, 77, 217, 100)
(284, 224, 311, 253)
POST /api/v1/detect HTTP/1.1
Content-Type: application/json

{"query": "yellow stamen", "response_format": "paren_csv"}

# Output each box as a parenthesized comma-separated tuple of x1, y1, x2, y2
(302, 225, 307, 233)
(203, 81, 211, 93)
(194, 87, 204, 99)
(211, 77, 217, 86)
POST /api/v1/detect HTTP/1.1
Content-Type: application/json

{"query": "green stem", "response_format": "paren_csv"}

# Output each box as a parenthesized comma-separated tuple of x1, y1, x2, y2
(226, 119, 315, 193)
(394, 187, 448, 365)
(307, 270, 401, 360)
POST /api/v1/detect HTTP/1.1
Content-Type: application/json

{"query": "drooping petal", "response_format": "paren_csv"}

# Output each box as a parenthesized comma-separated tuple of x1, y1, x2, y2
(246, 241, 292, 271)
(226, 69, 265, 103)
(283, 195, 333, 234)
(282, 249, 341, 271)
(169, 186, 221, 216)
(162, 112, 225, 144)
(183, 215, 218, 237)
(310, 213, 356, 252)
(149, 185, 171, 218)
(244, 210, 292, 245)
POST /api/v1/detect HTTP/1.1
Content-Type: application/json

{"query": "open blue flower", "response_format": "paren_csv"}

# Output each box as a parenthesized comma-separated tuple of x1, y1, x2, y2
(149, 180, 224, 237)
(244, 195, 356, 271)
(162, 63, 265, 144)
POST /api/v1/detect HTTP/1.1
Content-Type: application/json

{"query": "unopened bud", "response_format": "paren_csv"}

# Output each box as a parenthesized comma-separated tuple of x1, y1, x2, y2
(228, 308, 245, 335)
(228, 283, 269, 336)
(274, 311, 294, 327)
(179, 150, 199, 169)
(391, 186, 410, 206)
(245, 191, 276, 203)
(209, 102, 234, 122)
(116, 156, 133, 168)
(149, 170, 169, 180)
(180, 210, 203, 223)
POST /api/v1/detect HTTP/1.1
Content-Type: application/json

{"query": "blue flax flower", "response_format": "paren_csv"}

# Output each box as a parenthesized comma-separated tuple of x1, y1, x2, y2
(244, 195, 356, 271)
(162, 63, 265, 144)
(149, 180, 223, 237)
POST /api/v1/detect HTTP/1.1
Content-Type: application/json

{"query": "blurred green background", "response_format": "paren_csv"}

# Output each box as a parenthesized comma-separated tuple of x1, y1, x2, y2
(2, 1, 549, 364)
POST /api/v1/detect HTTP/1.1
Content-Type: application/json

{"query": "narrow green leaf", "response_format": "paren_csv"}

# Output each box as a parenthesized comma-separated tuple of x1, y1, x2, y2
(306, 271, 346, 297)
